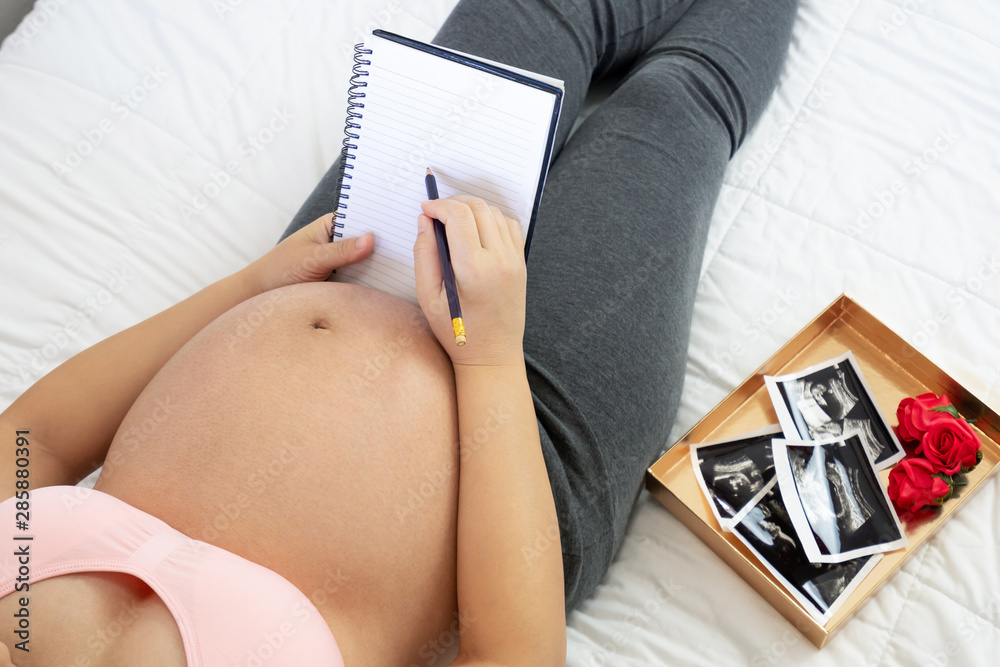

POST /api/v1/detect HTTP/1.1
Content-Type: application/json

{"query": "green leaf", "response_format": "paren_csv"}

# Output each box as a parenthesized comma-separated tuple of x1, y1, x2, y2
(933, 472, 954, 485)
(931, 405, 963, 420)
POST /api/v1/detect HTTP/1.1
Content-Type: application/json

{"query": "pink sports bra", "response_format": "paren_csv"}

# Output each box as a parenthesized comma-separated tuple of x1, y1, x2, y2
(0, 485, 344, 666)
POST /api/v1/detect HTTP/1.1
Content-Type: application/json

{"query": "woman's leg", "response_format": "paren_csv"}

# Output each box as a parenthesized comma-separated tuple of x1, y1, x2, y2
(525, 0, 798, 610)
(279, 0, 698, 240)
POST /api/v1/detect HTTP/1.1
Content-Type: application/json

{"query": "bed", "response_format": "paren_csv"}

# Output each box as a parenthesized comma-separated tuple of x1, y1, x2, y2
(1, 0, 998, 664)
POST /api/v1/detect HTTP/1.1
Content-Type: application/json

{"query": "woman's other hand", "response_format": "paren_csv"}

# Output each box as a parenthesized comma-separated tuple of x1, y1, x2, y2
(244, 214, 373, 294)
(413, 196, 527, 368)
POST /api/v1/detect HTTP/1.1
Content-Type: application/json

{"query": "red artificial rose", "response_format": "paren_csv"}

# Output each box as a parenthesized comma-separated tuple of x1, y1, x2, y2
(887, 457, 953, 512)
(896, 393, 954, 442)
(917, 417, 982, 475)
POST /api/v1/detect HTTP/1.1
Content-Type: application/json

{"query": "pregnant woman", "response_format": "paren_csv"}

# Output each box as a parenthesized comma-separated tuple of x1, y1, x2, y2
(0, 0, 797, 664)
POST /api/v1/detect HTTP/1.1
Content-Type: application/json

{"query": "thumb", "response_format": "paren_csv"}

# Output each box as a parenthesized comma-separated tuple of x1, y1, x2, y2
(413, 213, 443, 308)
(323, 233, 373, 270)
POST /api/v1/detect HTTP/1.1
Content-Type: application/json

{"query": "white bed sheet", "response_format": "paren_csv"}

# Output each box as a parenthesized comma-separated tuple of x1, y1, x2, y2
(1, 0, 998, 664)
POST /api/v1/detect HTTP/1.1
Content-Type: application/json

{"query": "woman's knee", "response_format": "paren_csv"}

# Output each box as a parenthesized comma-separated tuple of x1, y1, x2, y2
(619, 0, 798, 154)
(624, 49, 751, 157)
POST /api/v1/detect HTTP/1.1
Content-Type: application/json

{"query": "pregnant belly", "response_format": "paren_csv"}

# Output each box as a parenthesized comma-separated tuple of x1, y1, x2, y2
(94, 281, 460, 665)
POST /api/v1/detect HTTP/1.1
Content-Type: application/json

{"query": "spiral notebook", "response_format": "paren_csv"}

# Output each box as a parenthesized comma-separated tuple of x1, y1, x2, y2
(330, 30, 564, 303)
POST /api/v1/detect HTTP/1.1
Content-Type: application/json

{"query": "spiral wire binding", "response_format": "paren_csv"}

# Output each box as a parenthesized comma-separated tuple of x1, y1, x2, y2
(330, 43, 373, 240)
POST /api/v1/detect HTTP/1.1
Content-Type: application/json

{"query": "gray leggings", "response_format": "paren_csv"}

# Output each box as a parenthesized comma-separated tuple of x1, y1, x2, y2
(281, 0, 798, 611)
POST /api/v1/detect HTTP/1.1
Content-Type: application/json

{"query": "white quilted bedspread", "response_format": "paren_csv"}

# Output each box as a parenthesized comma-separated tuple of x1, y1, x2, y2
(1, 1, 998, 665)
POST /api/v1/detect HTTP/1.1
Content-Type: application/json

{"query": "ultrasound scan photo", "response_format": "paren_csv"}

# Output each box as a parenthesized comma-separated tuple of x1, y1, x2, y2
(774, 434, 908, 564)
(732, 480, 881, 624)
(691, 425, 782, 527)
(764, 352, 904, 470)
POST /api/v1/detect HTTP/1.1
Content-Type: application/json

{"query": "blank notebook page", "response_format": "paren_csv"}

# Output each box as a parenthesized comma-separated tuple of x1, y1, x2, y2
(334, 33, 560, 303)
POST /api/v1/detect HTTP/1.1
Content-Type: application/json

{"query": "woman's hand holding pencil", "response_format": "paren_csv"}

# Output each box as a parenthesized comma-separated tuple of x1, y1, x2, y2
(413, 190, 527, 369)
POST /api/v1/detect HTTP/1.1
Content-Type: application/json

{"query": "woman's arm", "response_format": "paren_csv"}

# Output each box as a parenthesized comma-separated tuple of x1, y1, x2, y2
(0, 216, 371, 493)
(413, 197, 566, 666)
(450, 362, 566, 665)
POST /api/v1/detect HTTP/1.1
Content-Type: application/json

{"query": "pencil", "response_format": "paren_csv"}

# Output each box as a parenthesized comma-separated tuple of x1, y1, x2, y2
(425, 168, 466, 346)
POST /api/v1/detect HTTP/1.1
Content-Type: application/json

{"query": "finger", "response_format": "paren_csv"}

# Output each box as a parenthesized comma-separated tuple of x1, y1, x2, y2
(489, 205, 511, 246)
(318, 213, 338, 242)
(421, 198, 484, 260)
(413, 213, 444, 309)
(451, 195, 502, 249)
(291, 213, 337, 243)
(321, 233, 373, 269)
(505, 213, 525, 250)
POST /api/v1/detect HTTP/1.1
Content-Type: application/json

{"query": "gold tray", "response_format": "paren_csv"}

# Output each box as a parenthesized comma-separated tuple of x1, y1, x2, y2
(645, 294, 1000, 648)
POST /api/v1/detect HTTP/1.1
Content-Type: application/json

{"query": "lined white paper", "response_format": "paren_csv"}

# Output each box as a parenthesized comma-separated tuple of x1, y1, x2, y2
(334, 34, 560, 303)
